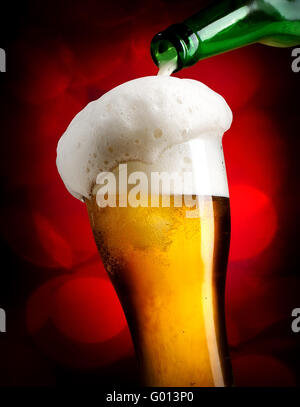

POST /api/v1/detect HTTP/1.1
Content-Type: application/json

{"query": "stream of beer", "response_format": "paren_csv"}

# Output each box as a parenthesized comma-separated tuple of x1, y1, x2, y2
(157, 59, 177, 76)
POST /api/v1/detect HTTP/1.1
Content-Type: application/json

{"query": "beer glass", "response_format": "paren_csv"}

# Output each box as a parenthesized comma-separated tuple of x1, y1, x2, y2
(85, 137, 232, 387)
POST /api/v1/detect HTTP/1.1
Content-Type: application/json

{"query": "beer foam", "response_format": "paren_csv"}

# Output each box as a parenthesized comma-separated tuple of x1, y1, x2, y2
(56, 76, 232, 199)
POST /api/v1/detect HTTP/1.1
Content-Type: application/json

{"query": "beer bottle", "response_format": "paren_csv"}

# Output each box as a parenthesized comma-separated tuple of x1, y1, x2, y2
(151, 0, 300, 72)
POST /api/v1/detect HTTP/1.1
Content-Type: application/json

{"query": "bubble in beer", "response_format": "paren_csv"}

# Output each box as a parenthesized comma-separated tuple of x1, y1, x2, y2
(56, 76, 232, 200)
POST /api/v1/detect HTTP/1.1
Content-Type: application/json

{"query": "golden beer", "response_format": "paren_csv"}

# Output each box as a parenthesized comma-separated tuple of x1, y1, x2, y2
(86, 194, 232, 387)
(56, 75, 234, 387)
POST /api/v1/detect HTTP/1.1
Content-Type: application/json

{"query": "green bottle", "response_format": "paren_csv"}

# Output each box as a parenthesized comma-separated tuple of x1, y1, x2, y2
(151, 0, 300, 72)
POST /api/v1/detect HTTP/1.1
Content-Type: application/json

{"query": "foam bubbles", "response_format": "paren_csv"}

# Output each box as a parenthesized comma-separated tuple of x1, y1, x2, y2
(56, 76, 232, 200)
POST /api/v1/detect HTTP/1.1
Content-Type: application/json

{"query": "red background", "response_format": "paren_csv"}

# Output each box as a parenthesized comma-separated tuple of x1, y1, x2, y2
(0, 0, 299, 386)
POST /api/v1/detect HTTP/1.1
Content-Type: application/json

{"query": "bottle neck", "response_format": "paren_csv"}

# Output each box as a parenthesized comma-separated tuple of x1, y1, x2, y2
(151, 23, 198, 72)
(151, 0, 300, 71)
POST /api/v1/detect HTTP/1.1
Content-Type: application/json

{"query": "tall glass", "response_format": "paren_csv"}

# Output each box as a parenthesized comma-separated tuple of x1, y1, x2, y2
(85, 137, 232, 387)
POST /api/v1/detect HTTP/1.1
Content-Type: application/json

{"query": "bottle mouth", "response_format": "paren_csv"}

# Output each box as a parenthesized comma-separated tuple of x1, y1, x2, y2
(151, 32, 180, 72)
(151, 24, 199, 72)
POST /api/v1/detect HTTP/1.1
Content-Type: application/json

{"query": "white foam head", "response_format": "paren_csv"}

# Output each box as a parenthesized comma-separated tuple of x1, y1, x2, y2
(56, 76, 232, 200)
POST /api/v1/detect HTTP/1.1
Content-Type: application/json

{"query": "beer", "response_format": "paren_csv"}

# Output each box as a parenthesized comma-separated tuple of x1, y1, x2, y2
(86, 194, 231, 386)
(56, 75, 233, 386)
